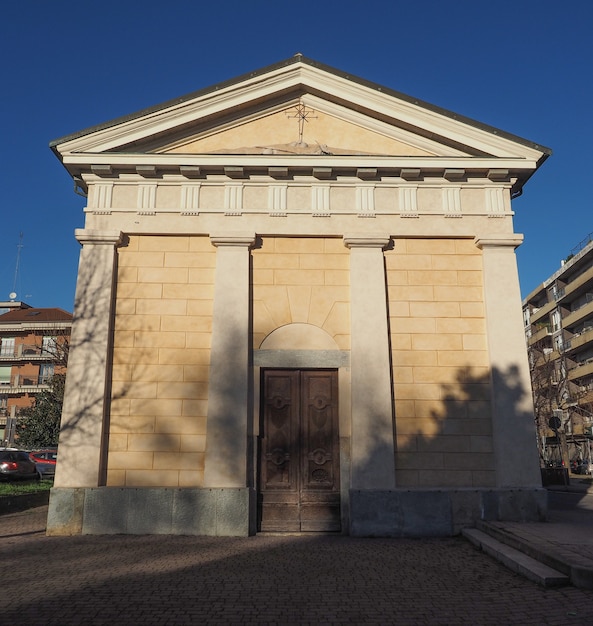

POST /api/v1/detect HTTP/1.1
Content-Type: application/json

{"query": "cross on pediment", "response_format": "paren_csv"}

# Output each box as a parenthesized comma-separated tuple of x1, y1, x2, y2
(287, 102, 317, 146)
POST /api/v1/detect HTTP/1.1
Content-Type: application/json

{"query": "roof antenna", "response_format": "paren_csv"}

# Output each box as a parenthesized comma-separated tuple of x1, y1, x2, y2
(11, 232, 23, 300)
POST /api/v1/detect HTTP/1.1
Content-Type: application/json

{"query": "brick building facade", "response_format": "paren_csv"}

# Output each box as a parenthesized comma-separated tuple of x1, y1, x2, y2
(0, 301, 71, 444)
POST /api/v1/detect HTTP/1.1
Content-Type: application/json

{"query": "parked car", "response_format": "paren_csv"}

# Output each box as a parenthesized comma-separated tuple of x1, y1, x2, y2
(0, 449, 40, 481)
(29, 449, 58, 478)
(576, 461, 592, 475)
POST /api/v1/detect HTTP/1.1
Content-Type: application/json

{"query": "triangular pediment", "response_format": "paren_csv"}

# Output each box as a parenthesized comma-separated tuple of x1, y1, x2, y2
(51, 55, 550, 178)
(155, 101, 439, 157)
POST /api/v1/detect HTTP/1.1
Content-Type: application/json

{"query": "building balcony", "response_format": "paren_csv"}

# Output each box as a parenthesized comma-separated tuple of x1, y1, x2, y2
(562, 299, 593, 330)
(557, 265, 593, 304)
(531, 349, 561, 369)
(527, 323, 552, 345)
(567, 358, 593, 382)
(0, 344, 56, 361)
(565, 328, 593, 353)
(528, 299, 556, 325)
(0, 377, 51, 394)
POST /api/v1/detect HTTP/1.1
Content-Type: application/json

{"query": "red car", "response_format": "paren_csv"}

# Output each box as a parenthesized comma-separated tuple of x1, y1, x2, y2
(29, 449, 57, 478)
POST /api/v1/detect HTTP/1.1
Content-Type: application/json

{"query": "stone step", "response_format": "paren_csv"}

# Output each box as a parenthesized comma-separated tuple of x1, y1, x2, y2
(462, 528, 569, 587)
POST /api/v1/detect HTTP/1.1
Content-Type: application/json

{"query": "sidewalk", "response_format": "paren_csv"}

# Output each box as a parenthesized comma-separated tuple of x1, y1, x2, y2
(1, 503, 592, 625)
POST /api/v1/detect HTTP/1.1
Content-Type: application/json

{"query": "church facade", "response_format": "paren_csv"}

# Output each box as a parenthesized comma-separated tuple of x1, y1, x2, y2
(47, 56, 550, 536)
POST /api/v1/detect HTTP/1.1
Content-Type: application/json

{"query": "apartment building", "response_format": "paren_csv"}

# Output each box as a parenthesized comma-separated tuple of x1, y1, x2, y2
(0, 301, 72, 444)
(523, 234, 593, 465)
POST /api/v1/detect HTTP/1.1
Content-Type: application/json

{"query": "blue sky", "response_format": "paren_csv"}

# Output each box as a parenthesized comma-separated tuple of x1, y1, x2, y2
(1, 0, 591, 312)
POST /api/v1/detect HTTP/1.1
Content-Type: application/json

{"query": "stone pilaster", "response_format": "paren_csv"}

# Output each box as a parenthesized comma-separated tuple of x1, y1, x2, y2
(204, 233, 256, 488)
(475, 234, 541, 488)
(53, 229, 123, 487)
(344, 235, 396, 489)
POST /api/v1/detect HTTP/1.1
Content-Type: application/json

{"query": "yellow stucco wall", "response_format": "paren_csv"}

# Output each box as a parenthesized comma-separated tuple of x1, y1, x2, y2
(252, 237, 351, 349)
(107, 234, 493, 489)
(108, 235, 215, 487)
(163, 107, 434, 157)
(386, 238, 494, 488)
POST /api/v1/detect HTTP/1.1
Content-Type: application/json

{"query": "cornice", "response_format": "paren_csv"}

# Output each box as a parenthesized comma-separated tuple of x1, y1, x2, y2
(210, 233, 257, 248)
(74, 229, 125, 247)
(344, 235, 391, 249)
(69, 155, 535, 193)
(66, 153, 535, 168)
(474, 234, 524, 250)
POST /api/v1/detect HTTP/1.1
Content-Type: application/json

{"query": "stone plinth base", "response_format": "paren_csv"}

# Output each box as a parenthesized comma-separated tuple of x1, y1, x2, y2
(46, 487, 253, 536)
(47, 486, 547, 537)
(349, 488, 547, 537)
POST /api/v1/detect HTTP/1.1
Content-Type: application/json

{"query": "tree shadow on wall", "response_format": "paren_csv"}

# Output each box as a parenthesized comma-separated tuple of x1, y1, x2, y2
(56, 235, 252, 491)
(390, 364, 541, 489)
(55, 243, 130, 485)
(56, 239, 544, 530)
(351, 362, 546, 535)
(203, 321, 253, 487)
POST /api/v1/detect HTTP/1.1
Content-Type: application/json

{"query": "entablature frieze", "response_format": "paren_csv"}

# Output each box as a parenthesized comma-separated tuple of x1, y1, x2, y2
(82, 171, 516, 220)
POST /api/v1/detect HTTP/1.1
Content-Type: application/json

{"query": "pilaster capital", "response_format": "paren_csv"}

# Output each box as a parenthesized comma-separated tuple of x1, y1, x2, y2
(210, 232, 257, 248)
(474, 234, 524, 250)
(75, 229, 124, 247)
(343, 234, 391, 250)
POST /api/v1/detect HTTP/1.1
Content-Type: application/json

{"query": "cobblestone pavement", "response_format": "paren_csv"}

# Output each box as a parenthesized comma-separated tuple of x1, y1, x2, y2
(1, 506, 592, 625)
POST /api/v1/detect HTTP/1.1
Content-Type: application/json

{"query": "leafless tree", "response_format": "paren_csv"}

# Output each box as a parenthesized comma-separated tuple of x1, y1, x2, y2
(36, 327, 70, 368)
(528, 333, 569, 465)
(528, 331, 593, 466)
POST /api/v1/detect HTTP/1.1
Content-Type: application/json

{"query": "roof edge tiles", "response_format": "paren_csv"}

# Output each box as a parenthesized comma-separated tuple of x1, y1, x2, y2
(0, 308, 73, 323)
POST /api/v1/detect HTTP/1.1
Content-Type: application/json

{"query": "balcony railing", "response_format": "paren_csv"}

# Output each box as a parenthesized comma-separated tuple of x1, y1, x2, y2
(562, 299, 593, 329)
(565, 327, 593, 352)
(0, 344, 56, 361)
(557, 266, 593, 303)
(528, 323, 552, 344)
(567, 358, 593, 381)
(528, 299, 557, 325)
(0, 375, 51, 393)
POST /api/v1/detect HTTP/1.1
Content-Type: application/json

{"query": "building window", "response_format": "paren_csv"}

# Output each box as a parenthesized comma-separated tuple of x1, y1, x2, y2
(41, 336, 57, 356)
(551, 311, 561, 332)
(0, 366, 11, 386)
(0, 338, 15, 357)
(38, 364, 54, 385)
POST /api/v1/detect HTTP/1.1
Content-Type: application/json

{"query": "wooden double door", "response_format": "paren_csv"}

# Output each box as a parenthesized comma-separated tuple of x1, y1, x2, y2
(259, 369, 341, 532)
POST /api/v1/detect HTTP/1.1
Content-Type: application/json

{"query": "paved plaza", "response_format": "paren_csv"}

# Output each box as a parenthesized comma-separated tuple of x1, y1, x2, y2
(1, 506, 592, 625)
